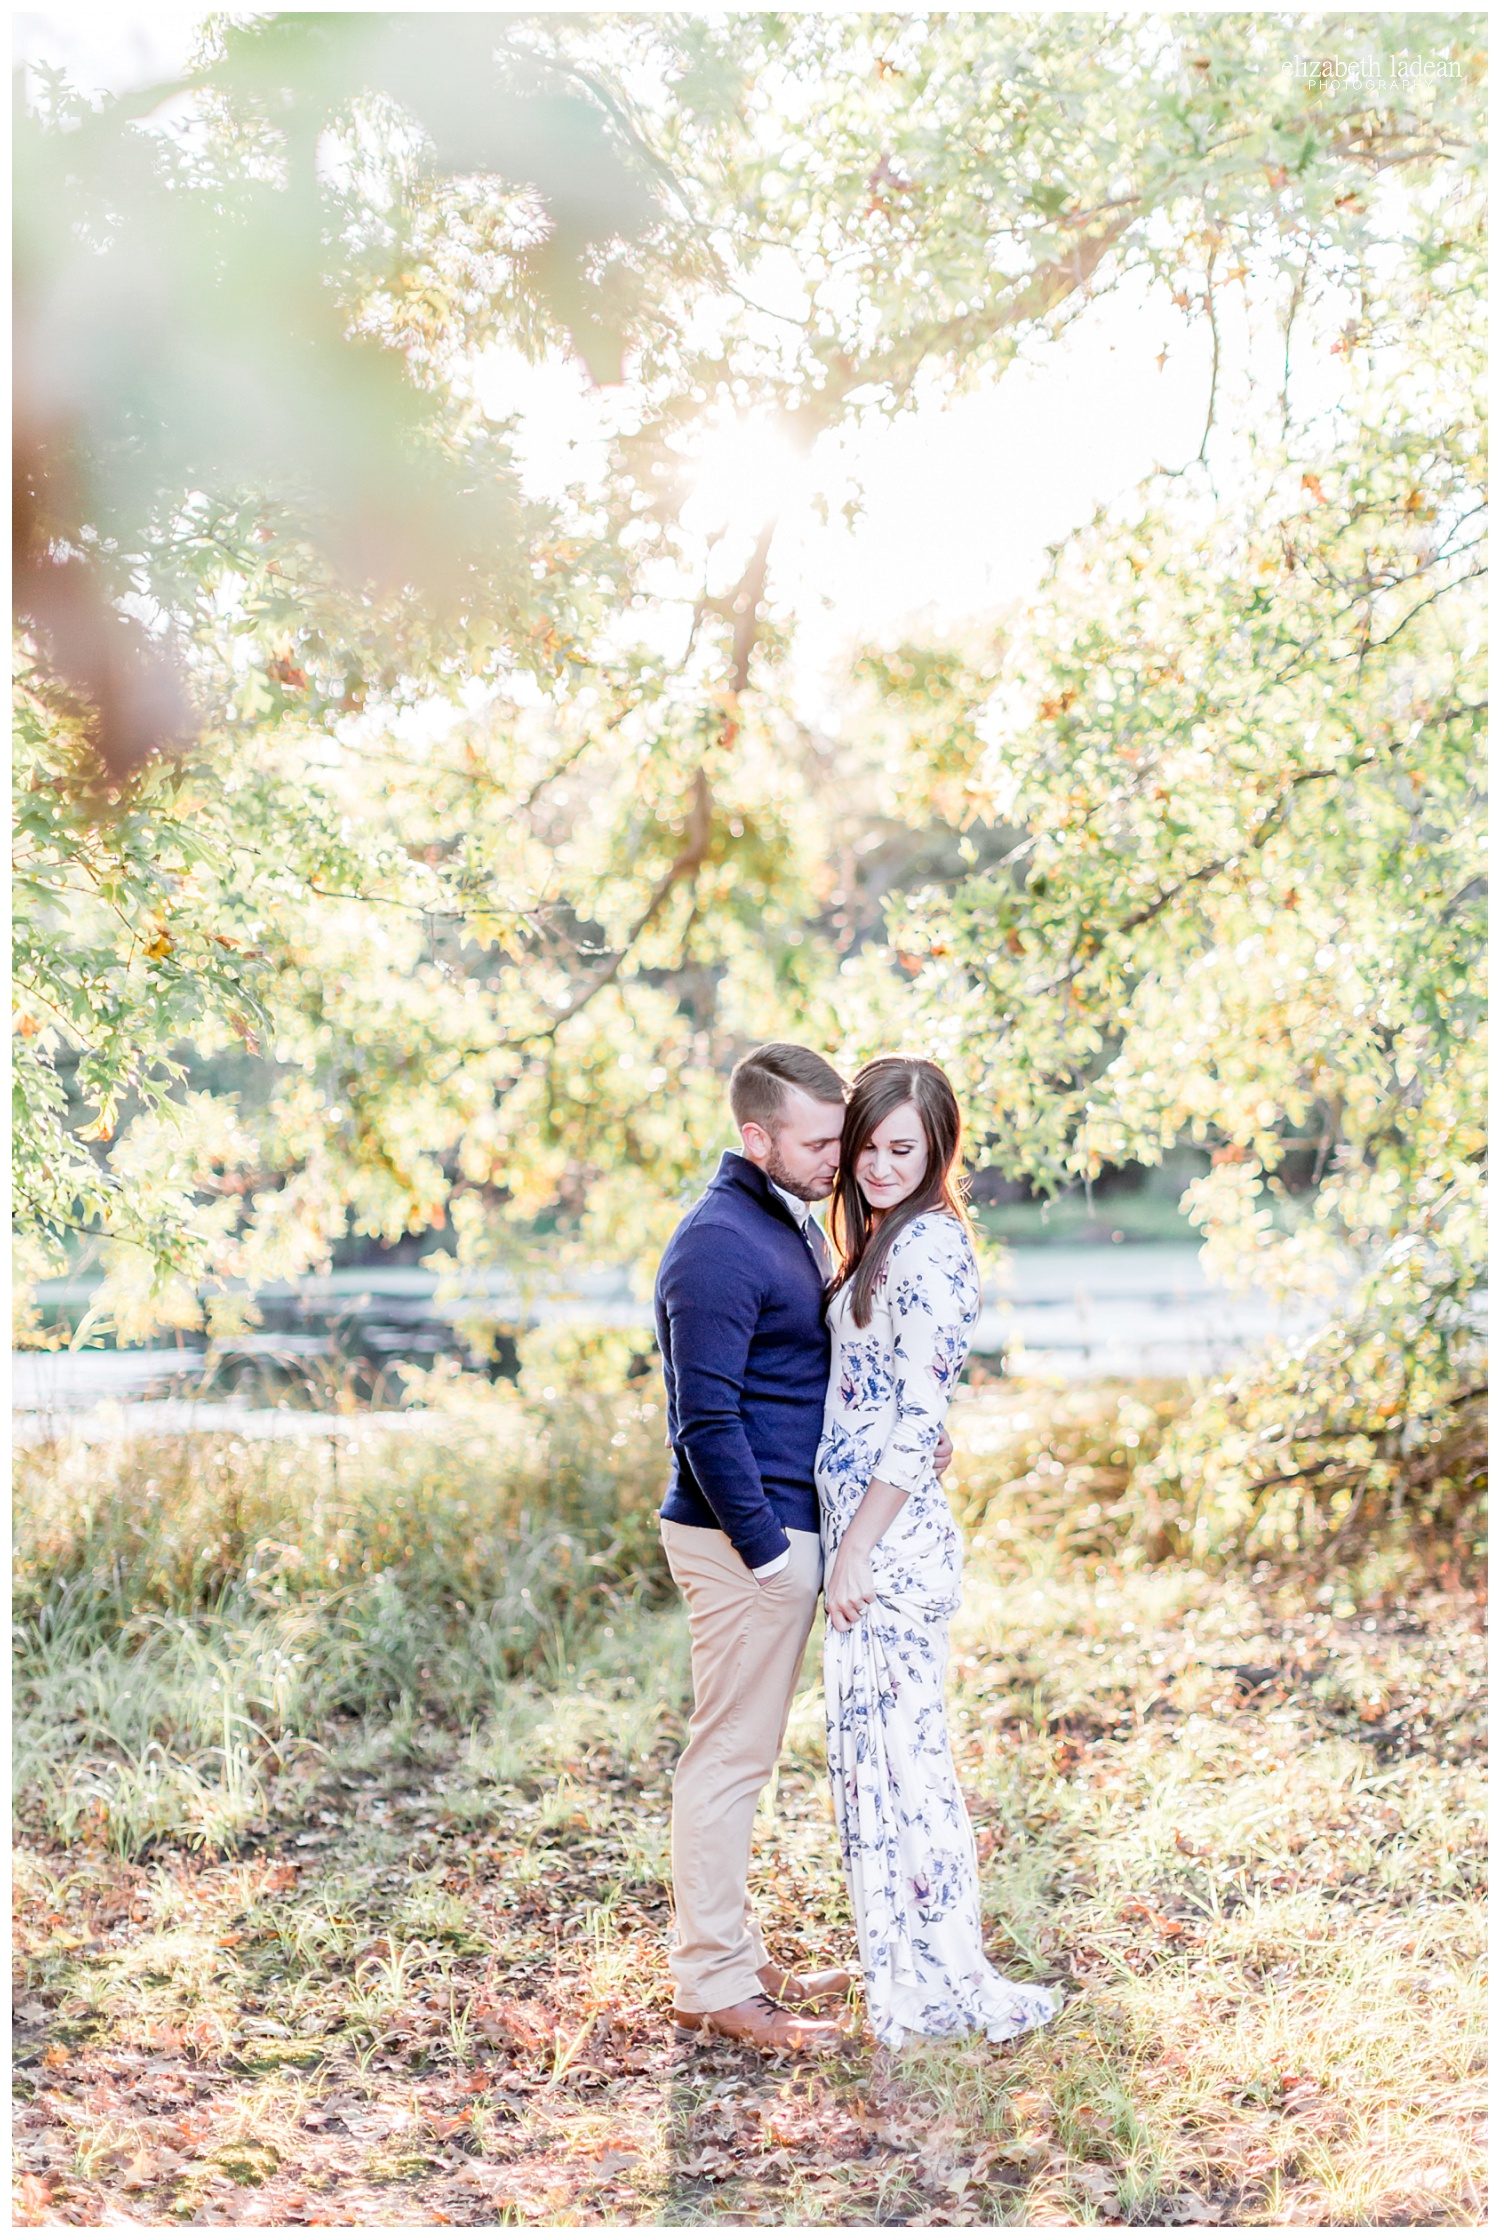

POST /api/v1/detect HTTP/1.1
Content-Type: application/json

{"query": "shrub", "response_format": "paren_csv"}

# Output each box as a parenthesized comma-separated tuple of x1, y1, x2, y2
(13, 1375, 677, 1852)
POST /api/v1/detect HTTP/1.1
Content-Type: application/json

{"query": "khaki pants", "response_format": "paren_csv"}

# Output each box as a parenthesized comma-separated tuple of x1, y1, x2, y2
(661, 1520, 823, 2014)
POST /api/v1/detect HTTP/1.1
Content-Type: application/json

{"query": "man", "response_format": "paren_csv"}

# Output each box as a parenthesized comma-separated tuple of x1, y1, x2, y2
(654, 1042, 950, 2053)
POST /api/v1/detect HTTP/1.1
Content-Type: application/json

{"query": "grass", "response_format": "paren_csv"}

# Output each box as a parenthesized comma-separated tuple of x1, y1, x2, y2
(12, 1382, 1488, 2227)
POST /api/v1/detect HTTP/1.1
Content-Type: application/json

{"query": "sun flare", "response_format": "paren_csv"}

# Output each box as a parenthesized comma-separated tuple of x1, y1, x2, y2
(681, 416, 810, 539)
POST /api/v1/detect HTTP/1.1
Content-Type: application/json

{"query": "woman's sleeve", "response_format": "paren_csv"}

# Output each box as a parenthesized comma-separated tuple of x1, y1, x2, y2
(872, 1221, 981, 1494)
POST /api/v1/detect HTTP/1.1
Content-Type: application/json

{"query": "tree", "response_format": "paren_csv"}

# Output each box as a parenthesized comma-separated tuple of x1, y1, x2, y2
(12, 7, 731, 1334)
(847, 156, 1485, 1556)
(13, 9, 1487, 1378)
(14, 11, 668, 779)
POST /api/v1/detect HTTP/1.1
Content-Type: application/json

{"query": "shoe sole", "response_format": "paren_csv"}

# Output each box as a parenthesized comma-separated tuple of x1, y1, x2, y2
(671, 2011, 855, 2053)
(676, 2006, 850, 2041)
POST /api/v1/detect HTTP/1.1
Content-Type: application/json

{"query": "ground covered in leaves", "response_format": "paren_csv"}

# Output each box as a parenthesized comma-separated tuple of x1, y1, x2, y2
(15, 1543, 1486, 2227)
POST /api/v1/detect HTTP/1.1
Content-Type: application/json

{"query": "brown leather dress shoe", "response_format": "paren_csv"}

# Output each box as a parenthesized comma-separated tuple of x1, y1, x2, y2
(672, 1993, 847, 2053)
(757, 1960, 854, 2011)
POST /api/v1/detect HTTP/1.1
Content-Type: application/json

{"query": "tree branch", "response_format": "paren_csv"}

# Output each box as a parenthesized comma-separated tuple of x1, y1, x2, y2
(1029, 753, 1384, 998)
(727, 521, 776, 695)
(1280, 242, 1312, 438)
(542, 767, 714, 1032)
(1197, 248, 1220, 467)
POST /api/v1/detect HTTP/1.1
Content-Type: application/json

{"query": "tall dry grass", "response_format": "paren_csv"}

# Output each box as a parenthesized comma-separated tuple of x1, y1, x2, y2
(13, 1369, 670, 1855)
(12, 1369, 1482, 1860)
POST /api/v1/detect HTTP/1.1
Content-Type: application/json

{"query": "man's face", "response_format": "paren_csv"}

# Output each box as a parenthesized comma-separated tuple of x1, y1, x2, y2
(740, 1084, 845, 1202)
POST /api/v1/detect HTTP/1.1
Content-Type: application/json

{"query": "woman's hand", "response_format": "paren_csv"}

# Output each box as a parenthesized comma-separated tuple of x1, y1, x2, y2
(825, 1537, 877, 1632)
(826, 1477, 911, 1631)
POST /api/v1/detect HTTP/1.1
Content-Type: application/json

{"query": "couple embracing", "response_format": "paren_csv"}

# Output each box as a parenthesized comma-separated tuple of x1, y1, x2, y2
(654, 1043, 1059, 2054)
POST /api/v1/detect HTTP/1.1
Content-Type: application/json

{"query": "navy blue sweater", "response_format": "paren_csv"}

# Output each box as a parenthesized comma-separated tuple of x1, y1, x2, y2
(655, 1151, 829, 1569)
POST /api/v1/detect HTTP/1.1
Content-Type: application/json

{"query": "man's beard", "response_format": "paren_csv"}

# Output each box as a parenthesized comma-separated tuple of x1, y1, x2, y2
(763, 1144, 832, 1202)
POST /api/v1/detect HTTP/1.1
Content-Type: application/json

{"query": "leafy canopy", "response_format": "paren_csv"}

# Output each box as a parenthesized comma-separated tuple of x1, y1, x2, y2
(13, 7, 1487, 1544)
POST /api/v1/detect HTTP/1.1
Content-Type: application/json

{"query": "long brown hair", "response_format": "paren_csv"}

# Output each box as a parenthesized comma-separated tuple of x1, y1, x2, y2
(827, 1057, 973, 1328)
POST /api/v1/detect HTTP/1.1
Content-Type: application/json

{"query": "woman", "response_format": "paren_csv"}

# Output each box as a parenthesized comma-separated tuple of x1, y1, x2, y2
(816, 1056, 1059, 2049)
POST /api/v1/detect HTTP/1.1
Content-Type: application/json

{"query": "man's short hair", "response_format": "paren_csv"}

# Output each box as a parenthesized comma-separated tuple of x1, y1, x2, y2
(729, 1042, 848, 1130)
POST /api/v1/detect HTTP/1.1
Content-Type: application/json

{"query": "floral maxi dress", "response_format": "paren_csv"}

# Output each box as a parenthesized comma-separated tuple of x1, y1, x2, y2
(816, 1212, 1059, 2049)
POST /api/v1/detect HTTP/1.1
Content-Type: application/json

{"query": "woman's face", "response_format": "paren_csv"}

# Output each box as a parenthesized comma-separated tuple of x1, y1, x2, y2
(854, 1097, 929, 1213)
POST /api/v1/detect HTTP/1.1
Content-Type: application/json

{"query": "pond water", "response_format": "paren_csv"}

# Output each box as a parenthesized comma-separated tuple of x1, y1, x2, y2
(12, 1242, 1336, 1444)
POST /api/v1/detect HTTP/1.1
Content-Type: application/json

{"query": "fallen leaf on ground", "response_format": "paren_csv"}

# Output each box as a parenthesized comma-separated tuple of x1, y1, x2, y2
(1159, 2190, 1226, 2225)
(430, 2108, 480, 2140)
(1074, 2165, 1122, 2211)
(16, 2174, 53, 2220)
(1280, 2074, 1322, 2105)
(679, 2145, 735, 2177)
(997, 2133, 1051, 2172)
(122, 2147, 178, 2190)
(1121, 1897, 1190, 1937)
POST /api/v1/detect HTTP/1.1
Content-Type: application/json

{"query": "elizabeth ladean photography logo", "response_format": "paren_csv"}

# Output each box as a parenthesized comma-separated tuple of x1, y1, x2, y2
(1292, 51, 1461, 83)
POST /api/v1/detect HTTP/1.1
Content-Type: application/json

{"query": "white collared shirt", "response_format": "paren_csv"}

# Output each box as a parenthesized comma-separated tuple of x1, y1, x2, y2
(770, 1179, 828, 1258)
